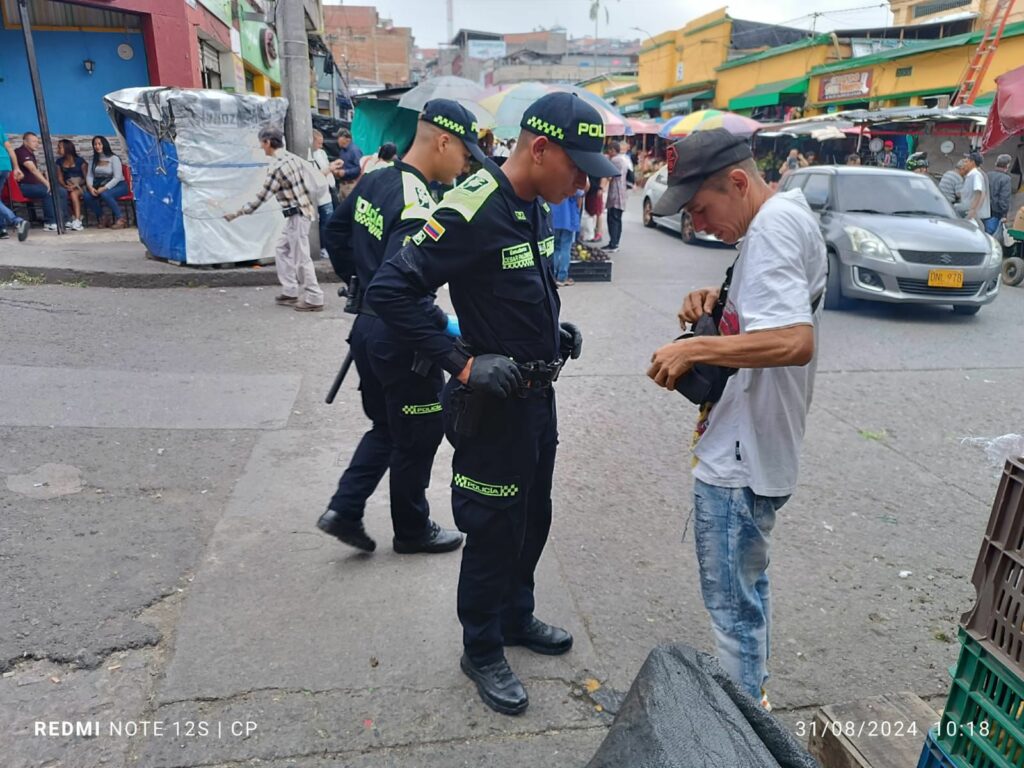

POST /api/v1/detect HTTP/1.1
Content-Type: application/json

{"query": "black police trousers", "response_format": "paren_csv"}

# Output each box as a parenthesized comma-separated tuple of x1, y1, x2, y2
(329, 314, 444, 540)
(442, 378, 558, 664)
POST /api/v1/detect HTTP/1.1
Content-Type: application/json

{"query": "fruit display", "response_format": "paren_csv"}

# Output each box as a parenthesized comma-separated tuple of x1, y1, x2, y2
(571, 241, 609, 263)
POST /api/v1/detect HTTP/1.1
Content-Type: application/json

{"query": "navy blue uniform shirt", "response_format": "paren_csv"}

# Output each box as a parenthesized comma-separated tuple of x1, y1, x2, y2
(366, 160, 562, 376)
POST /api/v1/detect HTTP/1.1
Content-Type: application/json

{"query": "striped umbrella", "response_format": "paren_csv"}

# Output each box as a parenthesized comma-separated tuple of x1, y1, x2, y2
(658, 109, 762, 139)
(480, 82, 632, 140)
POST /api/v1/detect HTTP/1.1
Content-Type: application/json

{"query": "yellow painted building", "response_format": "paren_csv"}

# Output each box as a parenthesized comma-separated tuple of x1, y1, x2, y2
(806, 21, 1024, 113)
(715, 35, 850, 113)
(888, 0, 1024, 29)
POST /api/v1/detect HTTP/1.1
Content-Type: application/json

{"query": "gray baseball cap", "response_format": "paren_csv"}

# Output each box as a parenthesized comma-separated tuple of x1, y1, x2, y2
(652, 129, 753, 216)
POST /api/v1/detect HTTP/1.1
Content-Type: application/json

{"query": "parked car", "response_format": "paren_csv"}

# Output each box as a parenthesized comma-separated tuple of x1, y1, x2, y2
(642, 166, 719, 245)
(779, 166, 1002, 315)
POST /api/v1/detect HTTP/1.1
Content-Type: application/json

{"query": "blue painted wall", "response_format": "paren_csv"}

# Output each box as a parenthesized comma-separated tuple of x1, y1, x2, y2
(0, 28, 149, 136)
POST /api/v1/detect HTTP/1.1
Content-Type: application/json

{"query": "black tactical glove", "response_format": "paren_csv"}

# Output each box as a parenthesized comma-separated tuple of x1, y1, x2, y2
(467, 355, 523, 399)
(559, 321, 583, 361)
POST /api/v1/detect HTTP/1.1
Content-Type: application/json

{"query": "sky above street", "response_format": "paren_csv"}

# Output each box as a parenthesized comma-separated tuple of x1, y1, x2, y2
(325, 0, 896, 49)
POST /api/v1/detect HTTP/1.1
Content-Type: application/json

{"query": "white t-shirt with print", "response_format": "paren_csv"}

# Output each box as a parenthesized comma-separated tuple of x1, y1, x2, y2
(692, 189, 828, 498)
(962, 167, 990, 219)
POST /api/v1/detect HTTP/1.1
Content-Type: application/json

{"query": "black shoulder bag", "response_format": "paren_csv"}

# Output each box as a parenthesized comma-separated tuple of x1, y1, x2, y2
(673, 260, 738, 406)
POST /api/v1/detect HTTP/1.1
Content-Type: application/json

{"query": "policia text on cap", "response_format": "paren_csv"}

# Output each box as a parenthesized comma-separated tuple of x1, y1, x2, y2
(366, 93, 619, 716)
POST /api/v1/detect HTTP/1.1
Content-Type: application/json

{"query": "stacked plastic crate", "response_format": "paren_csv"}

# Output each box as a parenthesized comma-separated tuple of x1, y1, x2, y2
(918, 457, 1024, 768)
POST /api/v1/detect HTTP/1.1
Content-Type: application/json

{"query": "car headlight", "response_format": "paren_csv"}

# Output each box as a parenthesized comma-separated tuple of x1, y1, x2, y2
(988, 234, 1004, 266)
(843, 226, 895, 261)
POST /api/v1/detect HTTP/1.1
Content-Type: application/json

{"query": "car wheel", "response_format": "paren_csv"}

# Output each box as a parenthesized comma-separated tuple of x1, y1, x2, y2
(823, 250, 849, 310)
(680, 213, 697, 244)
(642, 198, 656, 228)
(1003, 256, 1024, 286)
(952, 305, 981, 316)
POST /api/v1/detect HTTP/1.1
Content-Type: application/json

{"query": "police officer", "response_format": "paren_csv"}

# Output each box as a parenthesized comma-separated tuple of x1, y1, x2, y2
(317, 100, 485, 555)
(366, 93, 618, 715)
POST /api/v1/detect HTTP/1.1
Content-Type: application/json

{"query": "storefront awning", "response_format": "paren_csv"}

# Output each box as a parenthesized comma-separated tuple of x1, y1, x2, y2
(660, 89, 714, 114)
(620, 98, 661, 115)
(728, 77, 808, 112)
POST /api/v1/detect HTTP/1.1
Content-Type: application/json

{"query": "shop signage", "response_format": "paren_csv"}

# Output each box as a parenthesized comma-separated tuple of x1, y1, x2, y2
(819, 70, 872, 102)
(261, 27, 278, 69)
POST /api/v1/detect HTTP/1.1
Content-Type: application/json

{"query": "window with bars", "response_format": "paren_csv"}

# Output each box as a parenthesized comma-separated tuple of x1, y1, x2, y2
(913, 0, 971, 19)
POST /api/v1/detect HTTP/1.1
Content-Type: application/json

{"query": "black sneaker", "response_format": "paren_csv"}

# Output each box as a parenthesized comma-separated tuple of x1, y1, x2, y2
(393, 520, 463, 554)
(316, 509, 376, 552)
(0, 228, 8, 239)
(460, 654, 528, 715)
(16, 220, 29, 242)
(504, 616, 573, 655)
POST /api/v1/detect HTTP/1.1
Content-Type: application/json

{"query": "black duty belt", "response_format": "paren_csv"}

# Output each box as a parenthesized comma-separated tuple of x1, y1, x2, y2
(282, 207, 301, 218)
(516, 359, 564, 392)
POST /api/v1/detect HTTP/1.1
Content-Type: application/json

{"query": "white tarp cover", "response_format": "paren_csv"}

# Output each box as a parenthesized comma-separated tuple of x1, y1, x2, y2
(105, 87, 288, 265)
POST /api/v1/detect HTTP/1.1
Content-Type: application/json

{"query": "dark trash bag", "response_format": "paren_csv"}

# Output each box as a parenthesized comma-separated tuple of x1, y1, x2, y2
(586, 645, 820, 768)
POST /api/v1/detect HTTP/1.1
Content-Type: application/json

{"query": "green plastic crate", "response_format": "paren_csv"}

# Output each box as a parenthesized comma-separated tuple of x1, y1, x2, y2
(937, 628, 1024, 768)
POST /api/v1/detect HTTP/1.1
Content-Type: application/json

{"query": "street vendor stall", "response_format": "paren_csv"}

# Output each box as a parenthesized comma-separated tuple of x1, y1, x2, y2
(103, 88, 288, 266)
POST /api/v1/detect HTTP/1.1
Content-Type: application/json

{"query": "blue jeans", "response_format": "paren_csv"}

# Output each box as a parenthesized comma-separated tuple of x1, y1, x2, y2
(84, 180, 129, 222)
(693, 479, 789, 698)
(317, 201, 334, 253)
(0, 171, 24, 227)
(553, 228, 574, 282)
(19, 181, 69, 225)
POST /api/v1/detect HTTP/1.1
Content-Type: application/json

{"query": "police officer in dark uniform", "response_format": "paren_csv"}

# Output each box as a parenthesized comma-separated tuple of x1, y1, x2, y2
(317, 100, 486, 555)
(366, 93, 618, 714)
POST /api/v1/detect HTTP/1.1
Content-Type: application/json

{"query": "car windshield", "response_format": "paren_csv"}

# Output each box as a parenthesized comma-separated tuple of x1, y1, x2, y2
(834, 173, 956, 218)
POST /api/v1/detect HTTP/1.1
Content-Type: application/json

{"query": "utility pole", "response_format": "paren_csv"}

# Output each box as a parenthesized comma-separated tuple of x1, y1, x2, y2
(279, 0, 312, 160)
(17, 0, 63, 235)
(278, 0, 317, 252)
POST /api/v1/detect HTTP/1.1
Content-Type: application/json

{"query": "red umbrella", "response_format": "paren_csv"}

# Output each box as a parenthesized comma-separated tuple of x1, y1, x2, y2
(982, 63, 1024, 151)
(627, 118, 661, 135)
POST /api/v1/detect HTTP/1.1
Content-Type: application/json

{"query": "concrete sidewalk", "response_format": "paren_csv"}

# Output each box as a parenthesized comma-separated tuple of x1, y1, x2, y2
(0, 227, 339, 288)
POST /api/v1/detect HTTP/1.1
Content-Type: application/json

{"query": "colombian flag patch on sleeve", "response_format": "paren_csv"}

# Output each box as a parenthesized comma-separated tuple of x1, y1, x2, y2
(423, 218, 445, 241)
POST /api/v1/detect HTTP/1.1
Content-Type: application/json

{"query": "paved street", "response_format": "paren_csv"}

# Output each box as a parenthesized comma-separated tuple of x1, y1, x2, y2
(3, 193, 1024, 768)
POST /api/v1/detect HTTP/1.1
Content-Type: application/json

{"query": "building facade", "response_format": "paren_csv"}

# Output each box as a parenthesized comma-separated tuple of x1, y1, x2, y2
(888, 0, 1024, 29)
(323, 5, 414, 89)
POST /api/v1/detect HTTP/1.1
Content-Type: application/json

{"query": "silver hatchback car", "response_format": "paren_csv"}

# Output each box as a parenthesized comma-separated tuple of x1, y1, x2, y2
(642, 165, 719, 245)
(779, 166, 1002, 315)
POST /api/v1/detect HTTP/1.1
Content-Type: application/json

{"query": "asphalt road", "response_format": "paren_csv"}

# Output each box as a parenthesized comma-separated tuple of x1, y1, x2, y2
(2, 193, 1023, 767)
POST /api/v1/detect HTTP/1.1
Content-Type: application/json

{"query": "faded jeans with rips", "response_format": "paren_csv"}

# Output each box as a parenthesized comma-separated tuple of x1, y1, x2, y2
(692, 479, 790, 699)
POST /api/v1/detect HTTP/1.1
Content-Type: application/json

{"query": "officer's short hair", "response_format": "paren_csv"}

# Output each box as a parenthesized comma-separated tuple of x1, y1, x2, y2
(258, 126, 284, 149)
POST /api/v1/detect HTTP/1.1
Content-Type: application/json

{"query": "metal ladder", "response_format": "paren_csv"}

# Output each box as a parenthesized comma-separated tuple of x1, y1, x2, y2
(952, 0, 1019, 106)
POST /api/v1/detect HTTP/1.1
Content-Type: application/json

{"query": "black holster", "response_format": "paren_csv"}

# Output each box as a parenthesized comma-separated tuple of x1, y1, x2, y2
(450, 384, 486, 438)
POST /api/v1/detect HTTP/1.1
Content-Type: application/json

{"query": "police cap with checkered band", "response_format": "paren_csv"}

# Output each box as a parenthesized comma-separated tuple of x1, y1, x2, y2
(519, 92, 619, 178)
(652, 128, 753, 217)
(420, 99, 486, 163)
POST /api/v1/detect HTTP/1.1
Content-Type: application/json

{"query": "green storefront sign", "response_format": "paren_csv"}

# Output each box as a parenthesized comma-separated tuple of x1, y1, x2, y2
(241, 18, 281, 83)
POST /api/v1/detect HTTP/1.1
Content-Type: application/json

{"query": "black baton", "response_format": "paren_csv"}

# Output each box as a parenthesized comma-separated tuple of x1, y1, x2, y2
(325, 349, 354, 404)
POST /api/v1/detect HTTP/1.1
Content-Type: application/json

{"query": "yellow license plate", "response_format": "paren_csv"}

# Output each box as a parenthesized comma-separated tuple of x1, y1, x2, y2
(928, 269, 964, 288)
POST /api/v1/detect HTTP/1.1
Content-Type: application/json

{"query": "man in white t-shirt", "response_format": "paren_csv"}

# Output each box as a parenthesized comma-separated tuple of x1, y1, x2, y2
(958, 151, 990, 227)
(647, 129, 827, 708)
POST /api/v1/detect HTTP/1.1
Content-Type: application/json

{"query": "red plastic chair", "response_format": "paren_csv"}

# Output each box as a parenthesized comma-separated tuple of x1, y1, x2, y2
(117, 165, 135, 226)
(1, 173, 35, 220)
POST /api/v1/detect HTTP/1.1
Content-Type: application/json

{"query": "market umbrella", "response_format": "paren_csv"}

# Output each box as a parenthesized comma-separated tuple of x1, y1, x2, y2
(480, 82, 632, 139)
(627, 118, 661, 134)
(982, 63, 1024, 151)
(659, 109, 762, 139)
(397, 76, 496, 127)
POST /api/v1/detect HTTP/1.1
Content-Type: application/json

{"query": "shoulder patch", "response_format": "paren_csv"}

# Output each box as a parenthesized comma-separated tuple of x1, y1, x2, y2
(400, 170, 435, 221)
(422, 217, 446, 241)
(436, 169, 499, 222)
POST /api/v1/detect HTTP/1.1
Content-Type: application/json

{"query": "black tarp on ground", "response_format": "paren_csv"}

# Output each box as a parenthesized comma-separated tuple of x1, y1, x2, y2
(586, 645, 820, 768)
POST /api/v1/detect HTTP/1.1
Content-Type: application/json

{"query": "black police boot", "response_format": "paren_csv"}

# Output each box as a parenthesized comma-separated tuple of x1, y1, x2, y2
(316, 509, 376, 552)
(460, 654, 529, 715)
(392, 520, 463, 554)
(503, 616, 573, 655)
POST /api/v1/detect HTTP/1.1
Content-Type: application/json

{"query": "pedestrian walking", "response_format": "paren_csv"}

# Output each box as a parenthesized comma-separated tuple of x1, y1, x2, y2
(309, 129, 338, 258)
(366, 92, 618, 716)
(958, 151, 990, 227)
(987, 154, 1013, 235)
(647, 129, 827, 710)
(550, 188, 583, 286)
(316, 100, 483, 556)
(224, 125, 324, 312)
(939, 160, 966, 206)
(604, 142, 629, 252)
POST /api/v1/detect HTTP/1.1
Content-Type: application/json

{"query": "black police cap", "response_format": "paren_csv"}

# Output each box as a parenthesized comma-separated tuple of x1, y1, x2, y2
(652, 128, 753, 217)
(421, 99, 486, 163)
(519, 92, 619, 178)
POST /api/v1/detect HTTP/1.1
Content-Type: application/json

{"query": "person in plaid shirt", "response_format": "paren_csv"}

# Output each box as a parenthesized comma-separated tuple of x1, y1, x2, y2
(225, 126, 324, 311)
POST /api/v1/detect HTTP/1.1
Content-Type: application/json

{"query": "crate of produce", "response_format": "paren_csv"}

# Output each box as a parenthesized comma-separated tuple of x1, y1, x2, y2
(936, 627, 1024, 768)
(961, 458, 1024, 674)
(569, 259, 613, 282)
(919, 727, 959, 768)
